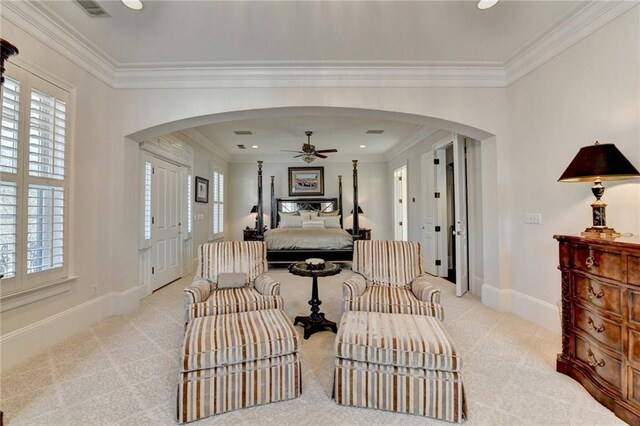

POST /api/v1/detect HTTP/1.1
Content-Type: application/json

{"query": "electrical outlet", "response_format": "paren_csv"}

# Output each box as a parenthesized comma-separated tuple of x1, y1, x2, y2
(524, 213, 542, 224)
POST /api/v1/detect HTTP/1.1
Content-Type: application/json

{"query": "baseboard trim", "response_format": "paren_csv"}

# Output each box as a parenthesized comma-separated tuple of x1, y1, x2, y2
(0, 284, 146, 372)
(482, 283, 560, 334)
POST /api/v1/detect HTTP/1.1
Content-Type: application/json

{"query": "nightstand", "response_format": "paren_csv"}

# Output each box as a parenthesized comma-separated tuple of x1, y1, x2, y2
(243, 228, 266, 241)
(346, 228, 371, 240)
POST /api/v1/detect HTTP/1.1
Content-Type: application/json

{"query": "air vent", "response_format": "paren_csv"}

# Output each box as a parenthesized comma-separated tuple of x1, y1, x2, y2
(234, 130, 253, 135)
(366, 130, 384, 134)
(75, 0, 110, 17)
(237, 144, 247, 149)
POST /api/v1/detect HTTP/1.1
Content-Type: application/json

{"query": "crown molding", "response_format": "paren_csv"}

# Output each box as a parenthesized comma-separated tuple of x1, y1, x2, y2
(386, 127, 444, 162)
(229, 153, 388, 164)
(1, 0, 116, 87)
(2, 0, 637, 90)
(505, 0, 639, 85)
(111, 65, 506, 89)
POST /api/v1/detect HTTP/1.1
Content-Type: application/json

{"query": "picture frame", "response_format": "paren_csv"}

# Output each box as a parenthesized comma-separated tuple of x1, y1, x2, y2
(195, 176, 209, 203)
(288, 167, 324, 196)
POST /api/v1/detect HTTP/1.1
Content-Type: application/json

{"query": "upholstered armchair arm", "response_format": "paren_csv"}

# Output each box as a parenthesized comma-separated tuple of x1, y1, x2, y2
(184, 278, 212, 305)
(253, 273, 280, 296)
(343, 273, 367, 298)
(411, 275, 441, 304)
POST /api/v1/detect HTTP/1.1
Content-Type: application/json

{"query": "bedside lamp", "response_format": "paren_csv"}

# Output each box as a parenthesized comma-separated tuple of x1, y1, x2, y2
(250, 205, 258, 230)
(558, 141, 640, 237)
(350, 206, 364, 215)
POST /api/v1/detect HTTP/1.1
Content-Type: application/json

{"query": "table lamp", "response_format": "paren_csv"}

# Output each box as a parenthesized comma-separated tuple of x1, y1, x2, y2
(558, 141, 640, 237)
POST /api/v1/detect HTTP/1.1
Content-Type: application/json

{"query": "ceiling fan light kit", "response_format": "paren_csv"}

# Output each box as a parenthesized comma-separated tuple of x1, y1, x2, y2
(121, 0, 144, 11)
(477, 0, 499, 10)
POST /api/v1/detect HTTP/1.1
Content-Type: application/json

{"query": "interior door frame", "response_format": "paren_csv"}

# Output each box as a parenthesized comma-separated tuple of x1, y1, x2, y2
(433, 138, 450, 276)
(393, 164, 408, 241)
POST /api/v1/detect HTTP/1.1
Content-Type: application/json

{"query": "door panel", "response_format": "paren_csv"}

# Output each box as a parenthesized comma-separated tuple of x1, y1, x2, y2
(453, 135, 469, 296)
(151, 158, 182, 291)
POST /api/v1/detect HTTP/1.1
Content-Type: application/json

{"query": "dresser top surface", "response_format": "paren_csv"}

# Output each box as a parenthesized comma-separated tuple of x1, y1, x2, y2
(554, 234, 640, 249)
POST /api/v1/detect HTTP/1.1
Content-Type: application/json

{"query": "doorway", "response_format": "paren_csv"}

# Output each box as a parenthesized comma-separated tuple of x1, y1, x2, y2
(393, 165, 408, 241)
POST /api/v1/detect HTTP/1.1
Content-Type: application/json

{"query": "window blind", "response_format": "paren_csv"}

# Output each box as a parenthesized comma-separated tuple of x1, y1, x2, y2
(144, 161, 152, 240)
(26, 184, 64, 274)
(0, 182, 17, 278)
(29, 89, 66, 180)
(212, 170, 224, 235)
(1, 77, 20, 174)
(187, 173, 192, 234)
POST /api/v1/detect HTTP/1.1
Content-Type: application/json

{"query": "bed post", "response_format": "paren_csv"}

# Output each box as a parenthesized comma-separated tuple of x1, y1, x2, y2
(270, 176, 276, 229)
(257, 161, 264, 239)
(338, 175, 343, 228)
(352, 160, 360, 239)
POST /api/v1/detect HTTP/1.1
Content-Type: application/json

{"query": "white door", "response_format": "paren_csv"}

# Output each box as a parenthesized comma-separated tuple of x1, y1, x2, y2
(393, 166, 408, 241)
(151, 158, 182, 291)
(453, 135, 469, 296)
(421, 152, 438, 275)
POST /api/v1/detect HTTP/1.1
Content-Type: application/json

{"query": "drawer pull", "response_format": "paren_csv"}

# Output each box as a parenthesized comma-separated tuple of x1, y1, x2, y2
(586, 284, 604, 299)
(585, 256, 595, 268)
(587, 316, 605, 333)
(587, 349, 606, 368)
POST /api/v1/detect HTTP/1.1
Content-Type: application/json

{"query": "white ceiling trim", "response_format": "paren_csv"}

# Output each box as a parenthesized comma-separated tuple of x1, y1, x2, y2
(1, 0, 116, 87)
(385, 127, 441, 162)
(229, 153, 388, 164)
(505, 0, 638, 85)
(175, 128, 232, 163)
(2, 0, 636, 90)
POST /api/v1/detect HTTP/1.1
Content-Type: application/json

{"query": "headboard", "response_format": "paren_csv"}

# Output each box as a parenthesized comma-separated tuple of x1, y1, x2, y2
(275, 198, 343, 228)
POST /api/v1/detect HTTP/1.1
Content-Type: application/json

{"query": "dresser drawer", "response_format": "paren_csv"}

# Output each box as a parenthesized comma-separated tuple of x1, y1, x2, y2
(574, 275, 621, 313)
(571, 246, 623, 281)
(575, 335, 622, 390)
(630, 291, 640, 326)
(574, 307, 622, 352)
(630, 255, 640, 286)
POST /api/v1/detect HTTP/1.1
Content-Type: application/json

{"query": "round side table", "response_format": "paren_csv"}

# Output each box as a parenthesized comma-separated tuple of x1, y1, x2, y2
(288, 261, 341, 339)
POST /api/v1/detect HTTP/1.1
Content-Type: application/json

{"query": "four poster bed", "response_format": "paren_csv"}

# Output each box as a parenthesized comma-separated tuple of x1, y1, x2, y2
(254, 160, 362, 263)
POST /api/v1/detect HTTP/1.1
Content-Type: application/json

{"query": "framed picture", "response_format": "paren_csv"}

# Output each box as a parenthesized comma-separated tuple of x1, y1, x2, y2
(288, 167, 324, 196)
(195, 176, 209, 203)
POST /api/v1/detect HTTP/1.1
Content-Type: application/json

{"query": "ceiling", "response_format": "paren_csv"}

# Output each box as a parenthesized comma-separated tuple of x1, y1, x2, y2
(31, 0, 590, 160)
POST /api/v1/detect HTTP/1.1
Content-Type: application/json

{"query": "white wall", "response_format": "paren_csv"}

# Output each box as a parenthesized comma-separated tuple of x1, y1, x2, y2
(503, 6, 640, 329)
(227, 161, 390, 241)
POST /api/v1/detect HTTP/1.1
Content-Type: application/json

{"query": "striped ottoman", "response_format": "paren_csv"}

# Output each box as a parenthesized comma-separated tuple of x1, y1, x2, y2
(178, 309, 302, 423)
(333, 311, 466, 422)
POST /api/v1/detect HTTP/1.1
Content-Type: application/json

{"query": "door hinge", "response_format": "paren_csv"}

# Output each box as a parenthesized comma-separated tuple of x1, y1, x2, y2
(435, 260, 441, 266)
(152, 216, 155, 224)
(434, 192, 440, 198)
(399, 221, 403, 226)
(152, 167, 154, 174)
(398, 176, 402, 181)
(398, 199, 402, 203)
(434, 158, 440, 165)
(435, 226, 441, 232)
(151, 266, 155, 274)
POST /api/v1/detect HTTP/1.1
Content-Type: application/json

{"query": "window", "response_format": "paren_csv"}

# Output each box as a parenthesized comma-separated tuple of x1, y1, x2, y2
(212, 170, 224, 236)
(187, 173, 192, 234)
(143, 161, 152, 241)
(0, 70, 70, 290)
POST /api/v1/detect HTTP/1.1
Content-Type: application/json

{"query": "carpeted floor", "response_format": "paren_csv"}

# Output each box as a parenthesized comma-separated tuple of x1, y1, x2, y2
(0, 266, 624, 425)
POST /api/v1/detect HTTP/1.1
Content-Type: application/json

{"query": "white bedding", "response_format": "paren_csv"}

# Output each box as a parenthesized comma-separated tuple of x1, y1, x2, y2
(264, 228, 353, 250)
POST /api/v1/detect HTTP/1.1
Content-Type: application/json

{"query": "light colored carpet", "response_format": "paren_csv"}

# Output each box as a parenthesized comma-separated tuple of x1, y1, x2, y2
(0, 266, 624, 425)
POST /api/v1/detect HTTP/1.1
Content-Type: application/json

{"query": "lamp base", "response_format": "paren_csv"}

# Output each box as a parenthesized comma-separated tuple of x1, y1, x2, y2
(581, 226, 621, 239)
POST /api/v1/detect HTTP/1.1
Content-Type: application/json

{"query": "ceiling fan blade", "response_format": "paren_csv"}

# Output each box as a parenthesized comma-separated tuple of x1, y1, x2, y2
(280, 150, 305, 153)
(293, 154, 305, 158)
(315, 153, 328, 159)
(315, 149, 338, 153)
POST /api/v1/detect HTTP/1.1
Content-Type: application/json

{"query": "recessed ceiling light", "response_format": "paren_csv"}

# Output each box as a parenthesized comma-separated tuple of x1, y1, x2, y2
(251, 145, 259, 149)
(121, 0, 143, 10)
(477, 0, 499, 10)
(234, 130, 253, 135)
(360, 145, 366, 148)
(366, 130, 384, 134)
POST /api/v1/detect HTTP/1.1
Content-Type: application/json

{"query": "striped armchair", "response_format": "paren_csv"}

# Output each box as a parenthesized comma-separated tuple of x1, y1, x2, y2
(183, 242, 283, 322)
(342, 240, 444, 320)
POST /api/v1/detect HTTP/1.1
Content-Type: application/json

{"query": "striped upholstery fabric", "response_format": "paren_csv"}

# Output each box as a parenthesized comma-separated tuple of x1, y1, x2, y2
(344, 240, 444, 321)
(352, 240, 423, 286)
(335, 312, 461, 371)
(182, 309, 299, 370)
(186, 287, 283, 322)
(178, 309, 302, 423)
(184, 242, 281, 322)
(196, 242, 267, 284)
(333, 312, 466, 423)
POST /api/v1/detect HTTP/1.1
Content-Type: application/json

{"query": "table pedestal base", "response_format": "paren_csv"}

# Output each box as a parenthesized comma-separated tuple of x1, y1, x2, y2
(294, 314, 337, 340)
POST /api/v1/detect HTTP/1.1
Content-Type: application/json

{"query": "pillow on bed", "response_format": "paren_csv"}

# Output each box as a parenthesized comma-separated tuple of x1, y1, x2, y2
(279, 211, 300, 217)
(298, 210, 316, 221)
(217, 272, 248, 289)
(302, 220, 325, 229)
(319, 211, 339, 217)
(323, 215, 341, 229)
(279, 215, 304, 228)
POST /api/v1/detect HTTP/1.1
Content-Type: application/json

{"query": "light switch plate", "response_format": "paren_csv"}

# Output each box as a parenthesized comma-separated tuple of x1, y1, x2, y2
(524, 212, 542, 224)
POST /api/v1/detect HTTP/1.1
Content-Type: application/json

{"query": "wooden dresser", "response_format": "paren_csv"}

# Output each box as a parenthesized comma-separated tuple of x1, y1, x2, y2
(555, 235, 640, 424)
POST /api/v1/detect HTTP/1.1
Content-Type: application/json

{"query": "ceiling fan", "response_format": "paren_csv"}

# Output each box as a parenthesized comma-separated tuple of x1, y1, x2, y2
(281, 131, 338, 163)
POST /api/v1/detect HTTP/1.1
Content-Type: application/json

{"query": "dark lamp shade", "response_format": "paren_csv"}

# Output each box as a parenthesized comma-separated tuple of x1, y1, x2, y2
(558, 142, 640, 182)
(250, 205, 258, 214)
(350, 206, 364, 214)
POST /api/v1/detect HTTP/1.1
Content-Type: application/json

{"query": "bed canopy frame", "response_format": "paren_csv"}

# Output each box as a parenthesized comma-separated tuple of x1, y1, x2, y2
(255, 160, 362, 262)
